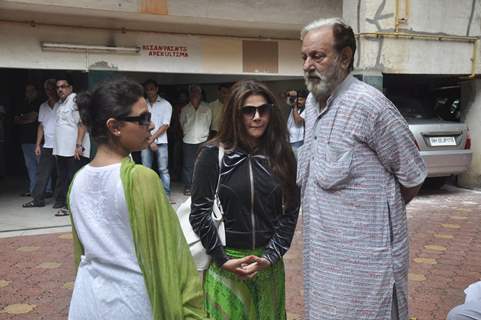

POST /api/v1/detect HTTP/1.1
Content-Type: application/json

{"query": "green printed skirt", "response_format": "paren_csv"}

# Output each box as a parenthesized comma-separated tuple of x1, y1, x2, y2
(204, 247, 286, 320)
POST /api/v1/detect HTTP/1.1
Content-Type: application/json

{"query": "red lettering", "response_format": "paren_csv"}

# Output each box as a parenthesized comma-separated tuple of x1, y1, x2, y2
(143, 44, 190, 58)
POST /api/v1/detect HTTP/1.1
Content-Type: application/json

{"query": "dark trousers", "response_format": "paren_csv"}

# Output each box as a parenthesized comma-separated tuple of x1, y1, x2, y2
(55, 155, 88, 206)
(32, 148, 57, 203)
(182, 142, 202, 190)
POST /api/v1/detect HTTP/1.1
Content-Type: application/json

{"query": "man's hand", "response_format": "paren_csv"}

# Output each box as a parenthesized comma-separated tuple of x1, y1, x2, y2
(400, 183, 423, 205)
(34, 145, 41, 157)
(286, 90, 298, 106)
(149, 143, 158, 152)
(74, 145, 83, 160)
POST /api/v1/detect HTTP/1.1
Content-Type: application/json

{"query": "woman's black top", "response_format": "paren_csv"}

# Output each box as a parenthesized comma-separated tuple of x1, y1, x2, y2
(190, 143, 300, 267)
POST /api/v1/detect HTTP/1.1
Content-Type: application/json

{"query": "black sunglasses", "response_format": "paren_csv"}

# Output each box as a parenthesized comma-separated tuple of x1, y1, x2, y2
(117, 112, 152, 126)
(241, 103, 273, 119)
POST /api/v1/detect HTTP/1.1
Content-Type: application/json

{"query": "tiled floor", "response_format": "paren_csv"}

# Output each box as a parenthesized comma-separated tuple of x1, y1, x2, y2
(0, 186, 480, 319)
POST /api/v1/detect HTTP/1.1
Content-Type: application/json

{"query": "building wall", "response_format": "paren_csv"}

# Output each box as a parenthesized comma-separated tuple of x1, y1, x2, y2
(2, 0, 341, 23)
(1, 0, 139, 13)
(167, 0, 340, 25)
(1, 0, 341, 35)
(343, 0, 481, 75)
(3, 0, 480, 76)
(459, 80, 481, 188)
(0, 21, 302, 76)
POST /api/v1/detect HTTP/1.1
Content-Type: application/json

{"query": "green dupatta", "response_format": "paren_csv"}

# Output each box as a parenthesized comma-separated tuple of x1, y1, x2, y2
(70, 158, 207, 319)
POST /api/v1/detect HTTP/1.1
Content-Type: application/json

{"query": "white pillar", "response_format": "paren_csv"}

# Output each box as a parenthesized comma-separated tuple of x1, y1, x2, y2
(459, 80, 481, 188)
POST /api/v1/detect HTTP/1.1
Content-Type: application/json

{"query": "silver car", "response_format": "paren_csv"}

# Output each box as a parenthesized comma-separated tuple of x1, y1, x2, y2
(390, 96, 472, 188)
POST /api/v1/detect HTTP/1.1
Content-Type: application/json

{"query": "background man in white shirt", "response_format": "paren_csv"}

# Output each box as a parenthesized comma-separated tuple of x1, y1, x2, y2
(286, 88, 307, 159)
(53, 78, 90, 216)
(179, 84, 211, 195)
(23, 79, 59, 208)
(208, 83, 231, 137)
(141, 79, 172, 197)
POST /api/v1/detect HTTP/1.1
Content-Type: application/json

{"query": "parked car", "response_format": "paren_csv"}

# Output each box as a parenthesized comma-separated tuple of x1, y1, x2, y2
(390, 96, 472, 188)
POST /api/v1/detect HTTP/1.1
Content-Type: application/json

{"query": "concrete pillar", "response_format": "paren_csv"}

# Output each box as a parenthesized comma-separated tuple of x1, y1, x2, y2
(88, 70, 117, 90)
(458, 80, 481, 188)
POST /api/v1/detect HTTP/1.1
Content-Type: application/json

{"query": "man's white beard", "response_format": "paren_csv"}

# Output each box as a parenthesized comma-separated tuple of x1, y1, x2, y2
(304, 59, 342, 100)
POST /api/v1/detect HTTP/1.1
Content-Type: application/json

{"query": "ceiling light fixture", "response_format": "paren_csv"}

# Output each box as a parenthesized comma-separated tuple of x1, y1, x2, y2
(41, 42, 140, 54)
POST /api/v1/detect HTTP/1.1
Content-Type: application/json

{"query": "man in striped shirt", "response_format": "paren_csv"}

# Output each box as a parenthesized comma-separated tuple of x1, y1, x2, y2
(297, 17, 427, 320)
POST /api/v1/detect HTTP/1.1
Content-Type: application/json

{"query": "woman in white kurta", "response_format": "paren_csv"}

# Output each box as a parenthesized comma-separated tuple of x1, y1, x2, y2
(69, 162, 153, 319)
(68, 79, 205, 320)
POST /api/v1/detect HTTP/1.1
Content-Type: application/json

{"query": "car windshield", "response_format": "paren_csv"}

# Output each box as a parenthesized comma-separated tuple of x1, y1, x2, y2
(390, 96, 437, 120)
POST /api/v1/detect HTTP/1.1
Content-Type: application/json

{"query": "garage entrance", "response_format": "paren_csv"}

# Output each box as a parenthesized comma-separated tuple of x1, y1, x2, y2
(0, 67, 303, 192)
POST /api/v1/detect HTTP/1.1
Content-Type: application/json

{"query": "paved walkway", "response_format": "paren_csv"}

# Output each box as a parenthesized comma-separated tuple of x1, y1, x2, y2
(0, 177, 188, 238)
(0, 186, 480, 319)
(407, 186, 481, 319)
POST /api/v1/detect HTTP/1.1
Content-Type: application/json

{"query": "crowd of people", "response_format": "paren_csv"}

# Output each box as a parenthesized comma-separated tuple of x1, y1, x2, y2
(16, 77, 234, 211)
(13, 16, 477, 320)
(17, 78, 90, 216)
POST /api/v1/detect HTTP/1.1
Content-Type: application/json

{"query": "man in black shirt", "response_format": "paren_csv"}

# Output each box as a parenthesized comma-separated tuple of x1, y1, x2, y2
(14, 83, 41, 196)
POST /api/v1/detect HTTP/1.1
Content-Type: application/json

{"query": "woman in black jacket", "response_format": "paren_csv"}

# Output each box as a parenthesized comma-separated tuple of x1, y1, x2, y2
(190, 80, 299, 319)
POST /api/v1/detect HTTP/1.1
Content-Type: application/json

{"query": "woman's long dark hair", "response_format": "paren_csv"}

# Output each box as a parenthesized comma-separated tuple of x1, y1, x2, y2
(215, 80, 297, 206)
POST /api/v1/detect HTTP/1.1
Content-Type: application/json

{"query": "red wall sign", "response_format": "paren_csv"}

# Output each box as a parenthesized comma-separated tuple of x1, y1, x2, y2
(142, 45, 189, 57)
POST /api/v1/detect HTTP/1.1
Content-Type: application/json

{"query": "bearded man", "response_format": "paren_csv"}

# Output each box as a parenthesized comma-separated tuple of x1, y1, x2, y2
(297, 18, 427, 320)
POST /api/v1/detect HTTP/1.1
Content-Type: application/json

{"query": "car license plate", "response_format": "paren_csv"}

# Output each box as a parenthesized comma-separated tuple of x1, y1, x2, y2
(429, 136, 456, 146)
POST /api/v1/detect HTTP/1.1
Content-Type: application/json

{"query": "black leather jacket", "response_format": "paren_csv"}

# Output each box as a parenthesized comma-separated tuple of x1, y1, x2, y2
(190, 144, 300, 267)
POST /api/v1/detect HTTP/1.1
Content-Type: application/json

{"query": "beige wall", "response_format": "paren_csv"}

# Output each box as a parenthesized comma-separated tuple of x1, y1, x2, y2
(201, 37, 242, 74)
(459, 80, 481, 187)
(3, 0, 481, 76)
(1, 0, 138, 12)
(343, 0, 481, 75)
(2, 0, 341, 24)
(167, 0, 341, 25)
(0, 21, 302, 76)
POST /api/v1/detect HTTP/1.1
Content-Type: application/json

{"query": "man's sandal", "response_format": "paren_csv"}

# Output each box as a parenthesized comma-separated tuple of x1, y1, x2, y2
(22, 200, 45, 208)
(54, 208, 69, 217)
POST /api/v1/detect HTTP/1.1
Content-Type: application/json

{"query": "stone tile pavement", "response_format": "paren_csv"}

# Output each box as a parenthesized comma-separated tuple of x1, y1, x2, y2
(0, 186, 480, 319)
(407, 186, 481, 320)
(0, 232, 74, 319)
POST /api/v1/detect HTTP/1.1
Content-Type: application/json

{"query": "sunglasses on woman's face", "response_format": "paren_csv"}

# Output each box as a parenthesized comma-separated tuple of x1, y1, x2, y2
(241, 103, 273, 119)
(117, 112, 152, 126)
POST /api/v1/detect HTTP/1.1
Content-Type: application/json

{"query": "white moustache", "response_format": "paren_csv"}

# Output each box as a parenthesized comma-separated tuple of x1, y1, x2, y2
(304, 71, 327, 82)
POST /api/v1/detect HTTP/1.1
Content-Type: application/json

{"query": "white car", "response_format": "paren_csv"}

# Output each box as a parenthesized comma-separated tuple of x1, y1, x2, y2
(390, 96, 472, 188)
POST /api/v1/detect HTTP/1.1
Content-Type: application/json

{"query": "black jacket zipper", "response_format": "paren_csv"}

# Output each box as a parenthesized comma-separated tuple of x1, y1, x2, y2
(248, 155, 256, 249)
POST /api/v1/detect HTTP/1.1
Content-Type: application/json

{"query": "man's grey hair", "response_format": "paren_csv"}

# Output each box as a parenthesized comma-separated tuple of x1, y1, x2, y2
(301, 17, 347, 40)
(44, 78, 57, 89)
(188, 84, 202, 97)
(300, 17, 356, 72)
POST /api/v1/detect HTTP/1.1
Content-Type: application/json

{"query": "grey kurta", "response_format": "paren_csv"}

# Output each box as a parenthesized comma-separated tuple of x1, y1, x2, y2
(297, 75, 427, 320)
